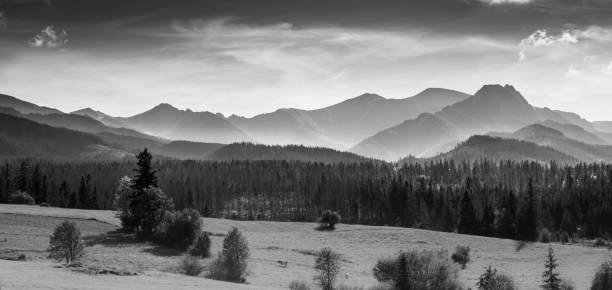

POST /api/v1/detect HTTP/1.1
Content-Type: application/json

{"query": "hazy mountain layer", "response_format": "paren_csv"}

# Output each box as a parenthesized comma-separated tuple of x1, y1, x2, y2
(123, 103, 252, 144)
(0, 94, 62, 115)
(228, 88, 469, 148)
(418, 135, 577, 164)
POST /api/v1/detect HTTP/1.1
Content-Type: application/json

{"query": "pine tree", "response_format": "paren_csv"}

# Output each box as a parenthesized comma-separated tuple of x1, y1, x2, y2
(517, 178, 538, 241)
(458, 190, 477, 234)
(59, 181, 70, 208)
(15, 161, 28, 192)
(30, 164, 42, 203)
(130, 148, 157, 192)
(542, 246, 561, 290)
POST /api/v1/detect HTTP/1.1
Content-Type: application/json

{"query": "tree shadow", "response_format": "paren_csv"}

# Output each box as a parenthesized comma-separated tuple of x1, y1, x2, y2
(84, 230, 144, 247)
(141, 245, 184, 257)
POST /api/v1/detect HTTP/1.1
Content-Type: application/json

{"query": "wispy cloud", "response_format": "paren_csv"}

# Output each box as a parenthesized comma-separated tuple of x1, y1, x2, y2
(29, 26, 68, 48)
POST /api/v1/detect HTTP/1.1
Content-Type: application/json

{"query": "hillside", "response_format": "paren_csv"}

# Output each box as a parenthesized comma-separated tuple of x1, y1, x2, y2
(423, 135, 577, 164)
(0, 113, 123, 159)
(504, 124, 612, 162)
(207, 143, 373, 163)
(0, 93, 62, 115)
(154, 141, 225, 160)
(0, 204, 608, 290)
(72, 107, 131, 128)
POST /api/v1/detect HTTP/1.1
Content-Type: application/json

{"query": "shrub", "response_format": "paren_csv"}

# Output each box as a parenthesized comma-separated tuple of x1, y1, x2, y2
(314, 248, 341, 290)
(156, 208, 202, 249)
(189, 232, 211, 258)
(48, 221, 85, 265)
(591, 261, 612, 290)
(594, 238, 608, 248)
(318, 210, 341, 231)
(373, 249, 461, 290)
(179, 255, 204, 276)
(451, 246, 470, 269)
(9, 191, 35, 205)
(129, 186, 174, 236)
(289, 280, 311, 290)
(476, 266, 516, 290)
(560, 279, 575, 290)
(208, 227, 249, 282)
(39, 202, 50, 207)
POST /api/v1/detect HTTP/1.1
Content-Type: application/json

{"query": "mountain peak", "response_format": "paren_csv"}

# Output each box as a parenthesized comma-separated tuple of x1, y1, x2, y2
(152, 103, 178, 111)
(350, 93, 385, 103)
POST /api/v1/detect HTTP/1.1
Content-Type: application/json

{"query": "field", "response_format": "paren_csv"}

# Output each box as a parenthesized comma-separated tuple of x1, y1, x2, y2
(0, 204, 610, 290)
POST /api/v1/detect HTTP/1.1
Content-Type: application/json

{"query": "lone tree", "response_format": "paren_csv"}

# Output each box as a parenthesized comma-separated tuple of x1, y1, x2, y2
(318, 210, 341, 231)
(209, 227, 250, 282)
(124, 149, 174, 235)
(314, 247, 341, 290)
(48, 221, 85, 265)
(542, 246, 561, 290)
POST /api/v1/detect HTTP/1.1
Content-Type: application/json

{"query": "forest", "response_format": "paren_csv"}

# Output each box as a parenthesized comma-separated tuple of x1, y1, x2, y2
(1, 156, 611, 241)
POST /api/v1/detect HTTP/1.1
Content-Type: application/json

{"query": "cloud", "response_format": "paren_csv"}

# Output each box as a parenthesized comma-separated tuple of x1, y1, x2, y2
(29, 26, 68, 48)
(518, 26, 612, 61)
(602, 61, 612, 75)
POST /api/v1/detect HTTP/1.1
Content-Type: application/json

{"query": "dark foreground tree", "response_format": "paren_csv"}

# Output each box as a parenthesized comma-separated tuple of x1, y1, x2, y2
(314, 247, 341, 290)
(209, 227, 249, 282)
(48, 221, 84, 264)
(591, 261, 612, 290)
(542, 246, 561, 290)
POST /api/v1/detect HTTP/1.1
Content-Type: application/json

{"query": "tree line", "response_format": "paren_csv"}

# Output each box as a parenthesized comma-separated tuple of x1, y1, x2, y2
(1, 157, 612, 240)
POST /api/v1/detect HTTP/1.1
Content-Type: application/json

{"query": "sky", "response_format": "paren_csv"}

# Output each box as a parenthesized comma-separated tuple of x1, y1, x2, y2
(0, 0, 612, 120)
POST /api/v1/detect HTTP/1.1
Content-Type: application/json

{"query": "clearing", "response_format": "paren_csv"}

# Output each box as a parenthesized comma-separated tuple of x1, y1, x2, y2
(0, 204, 609, 289)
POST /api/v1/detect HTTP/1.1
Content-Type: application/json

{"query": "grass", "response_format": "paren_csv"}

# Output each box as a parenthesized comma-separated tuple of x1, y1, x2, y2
(1, 204, 611, 289)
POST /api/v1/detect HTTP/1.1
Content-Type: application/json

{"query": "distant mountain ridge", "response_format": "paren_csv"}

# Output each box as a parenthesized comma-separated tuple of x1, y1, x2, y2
(0, 94, 62, 115)
(351, 84, 612, 161)
(228, 88, 470, 148)
(416, 135, 577, 164)
(122, 103, 252, 144)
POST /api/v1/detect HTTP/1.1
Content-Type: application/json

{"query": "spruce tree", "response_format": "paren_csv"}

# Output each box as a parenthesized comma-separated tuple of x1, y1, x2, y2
(517, 178, 538, 241)
(131, 148, 157, 192)
(397, 252, 409, 290)
(458, 190, 477, 234)
(15, 161, 28, 192)
(542, 246, 561, 290)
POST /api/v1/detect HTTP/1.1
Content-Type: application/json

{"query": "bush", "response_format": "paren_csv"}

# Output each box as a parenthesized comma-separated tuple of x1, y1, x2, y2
(9, 191, 35, 205)
(476, 266, 516, 290)
(591, 261, 612, 290)
(594, 238, 608, 248)
(314, 248, 341, 290)
(179, 255, 204, 276)
(48, 221, 85, 264)
(560, 279, 575, 290)
(289, 280, 311, 290)
(451, 246, 470, 269)
(39, 202, 50, 207)
(189, 232, 211, 258)
(208, 227, 249, 282)
(156, 208, 202, 249)
(373, 249, 461, 290)
(318, 210, 341, 231)
(129, 186, 175, 236)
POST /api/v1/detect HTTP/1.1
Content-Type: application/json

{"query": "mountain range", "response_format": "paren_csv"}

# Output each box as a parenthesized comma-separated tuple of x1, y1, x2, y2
(1, 84, 611, 164)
